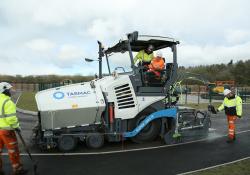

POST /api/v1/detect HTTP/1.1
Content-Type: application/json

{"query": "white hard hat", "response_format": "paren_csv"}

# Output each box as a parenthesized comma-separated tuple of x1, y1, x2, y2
(156, 51, 163, 57)
(223, 89, 231, 96)
(0, 82, 12, 93)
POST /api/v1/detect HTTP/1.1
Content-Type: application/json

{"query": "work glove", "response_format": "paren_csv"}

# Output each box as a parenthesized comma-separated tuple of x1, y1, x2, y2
(208, 105, 217, 114)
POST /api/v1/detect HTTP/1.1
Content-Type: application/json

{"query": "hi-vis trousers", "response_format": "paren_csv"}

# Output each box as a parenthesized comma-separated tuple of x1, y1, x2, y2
(0, 130, 21, 171)
(227, 115, 237, 140)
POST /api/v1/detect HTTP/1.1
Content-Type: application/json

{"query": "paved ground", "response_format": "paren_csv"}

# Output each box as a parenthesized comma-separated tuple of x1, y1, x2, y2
(15, 131, 250, 175)
(1, 93, 249, 175)
(2, 125, 250, 175)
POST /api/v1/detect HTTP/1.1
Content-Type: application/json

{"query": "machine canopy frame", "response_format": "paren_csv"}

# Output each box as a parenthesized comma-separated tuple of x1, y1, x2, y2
(105, 35, 180, 55)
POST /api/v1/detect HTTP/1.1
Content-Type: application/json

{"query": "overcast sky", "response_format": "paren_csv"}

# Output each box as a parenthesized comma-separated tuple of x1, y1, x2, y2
(0, 0, 250, 75)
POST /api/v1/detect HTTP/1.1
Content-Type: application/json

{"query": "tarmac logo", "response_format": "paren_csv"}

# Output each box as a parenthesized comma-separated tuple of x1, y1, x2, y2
(66, 91, 91, 98)
(53, 91, 65, 100)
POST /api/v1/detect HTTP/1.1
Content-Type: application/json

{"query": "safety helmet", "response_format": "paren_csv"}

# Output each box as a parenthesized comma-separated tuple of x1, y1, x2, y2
(223, 89, 231, 96)
(156, 51, 163, 57)
(0, 82, 12, 93)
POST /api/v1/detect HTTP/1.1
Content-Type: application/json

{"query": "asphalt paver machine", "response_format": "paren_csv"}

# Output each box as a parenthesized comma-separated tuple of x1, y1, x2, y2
(34, 31, 211, 151)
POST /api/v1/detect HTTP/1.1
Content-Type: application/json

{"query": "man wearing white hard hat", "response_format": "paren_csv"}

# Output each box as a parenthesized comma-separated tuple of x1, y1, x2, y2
(147, 51, 165, 78)
(217, 88, 242, 143)
(0, 82, 27, 175)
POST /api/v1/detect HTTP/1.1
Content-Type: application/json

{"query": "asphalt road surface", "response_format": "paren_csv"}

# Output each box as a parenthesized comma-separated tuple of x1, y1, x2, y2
(2, 93, 250, 175)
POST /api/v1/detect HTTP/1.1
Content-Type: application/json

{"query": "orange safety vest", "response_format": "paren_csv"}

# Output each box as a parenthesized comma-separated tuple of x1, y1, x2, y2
(148, 57, 165, 77)
(148, 57, 165, 70)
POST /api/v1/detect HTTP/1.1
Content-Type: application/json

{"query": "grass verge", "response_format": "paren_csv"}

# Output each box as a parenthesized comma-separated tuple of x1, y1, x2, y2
(190, 158, 250, 175)
(16, 92, 38, 112)
(15, 92, 222, 112)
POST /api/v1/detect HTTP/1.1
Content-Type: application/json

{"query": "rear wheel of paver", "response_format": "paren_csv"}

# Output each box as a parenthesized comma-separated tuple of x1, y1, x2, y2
(86, 133, 104, 149)
(58, 135, 77, 152)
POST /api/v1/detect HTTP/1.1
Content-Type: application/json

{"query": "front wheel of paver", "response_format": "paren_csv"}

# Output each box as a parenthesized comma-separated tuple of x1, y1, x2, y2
(86, 133, 104, 149)
(58, 135, 77, 152)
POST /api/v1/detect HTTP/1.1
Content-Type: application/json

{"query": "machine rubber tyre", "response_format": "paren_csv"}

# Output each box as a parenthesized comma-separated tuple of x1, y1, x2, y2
(86, 133, 104, 149)
(129, 109, 161, 143)
(58, 135, 77, 152)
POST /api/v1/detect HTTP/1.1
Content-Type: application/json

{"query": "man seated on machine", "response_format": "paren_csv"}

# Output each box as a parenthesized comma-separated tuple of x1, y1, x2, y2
(144, 51, 165, 86)
(134, 44, 155, 71)
(146, 51, 165, 81)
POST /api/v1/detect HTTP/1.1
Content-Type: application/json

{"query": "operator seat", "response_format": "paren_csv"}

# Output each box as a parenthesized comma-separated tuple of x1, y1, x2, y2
(144, 63, 174, 87)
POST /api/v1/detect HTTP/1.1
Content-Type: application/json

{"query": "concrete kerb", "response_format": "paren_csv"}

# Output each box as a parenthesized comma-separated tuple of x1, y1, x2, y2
(17, 107, 38, 116)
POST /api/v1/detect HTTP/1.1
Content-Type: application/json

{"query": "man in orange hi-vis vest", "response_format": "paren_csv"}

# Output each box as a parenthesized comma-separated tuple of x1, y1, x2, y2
(148, 51, 165, 78)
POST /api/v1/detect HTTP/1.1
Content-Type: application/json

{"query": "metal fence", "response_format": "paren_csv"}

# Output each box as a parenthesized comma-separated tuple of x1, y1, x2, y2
(179, 85, 250, 105)
(11, 81, 79, 92)
(12, 83, 39, 92)
(237, 87, 250, 103)
(11, 82, 250, 104)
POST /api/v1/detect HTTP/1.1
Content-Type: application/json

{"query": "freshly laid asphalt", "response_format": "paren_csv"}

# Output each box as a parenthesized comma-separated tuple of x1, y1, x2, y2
(2, 93, 250, 175)
(2, 130, 250, 175)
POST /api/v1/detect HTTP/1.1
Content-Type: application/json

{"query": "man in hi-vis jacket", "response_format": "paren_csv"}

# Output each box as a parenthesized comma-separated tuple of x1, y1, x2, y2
(217, 89, 242, 143)
(0, 82, 27, 175)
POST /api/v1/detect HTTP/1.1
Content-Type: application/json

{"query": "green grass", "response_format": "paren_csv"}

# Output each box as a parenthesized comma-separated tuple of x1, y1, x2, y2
(16, 92, 38, 112)
(191, 158, 250, 175)
(184, 102, 221, 110)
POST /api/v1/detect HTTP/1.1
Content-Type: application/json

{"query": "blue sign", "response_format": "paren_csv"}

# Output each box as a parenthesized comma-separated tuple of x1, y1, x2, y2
(53, 91, 65, 99)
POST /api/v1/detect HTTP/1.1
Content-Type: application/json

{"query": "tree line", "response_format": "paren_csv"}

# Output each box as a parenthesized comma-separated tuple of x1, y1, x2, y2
(179, 59, 250, 86)
(0, 59, 249, 85)
(0, 75, 94, 84)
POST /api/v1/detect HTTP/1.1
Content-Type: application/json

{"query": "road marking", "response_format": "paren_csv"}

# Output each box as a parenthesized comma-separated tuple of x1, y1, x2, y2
(178, 156, 250, 175)
(209, 128, 216, 131)
(1, 129, 249, 156)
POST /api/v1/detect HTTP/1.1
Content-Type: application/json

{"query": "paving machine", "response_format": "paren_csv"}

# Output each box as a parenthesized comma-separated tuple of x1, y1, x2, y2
(34, 32, 211, 151)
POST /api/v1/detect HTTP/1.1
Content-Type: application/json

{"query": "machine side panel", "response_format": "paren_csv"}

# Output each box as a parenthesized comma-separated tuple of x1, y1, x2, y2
(40, 107, 104, 130)
(100, 75, 139, 120)
(36, 82, 106, 130)
(35, 82, 105, 111)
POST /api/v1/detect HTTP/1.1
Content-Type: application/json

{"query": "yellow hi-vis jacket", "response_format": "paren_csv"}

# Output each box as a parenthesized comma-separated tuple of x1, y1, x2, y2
(0, 93, 19, 130)
(134, 50, 154, 64)
(218, 95, 242, 116)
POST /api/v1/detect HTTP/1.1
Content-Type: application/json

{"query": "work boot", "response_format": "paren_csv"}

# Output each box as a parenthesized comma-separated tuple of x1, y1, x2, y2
(226, 138, 235, 143)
